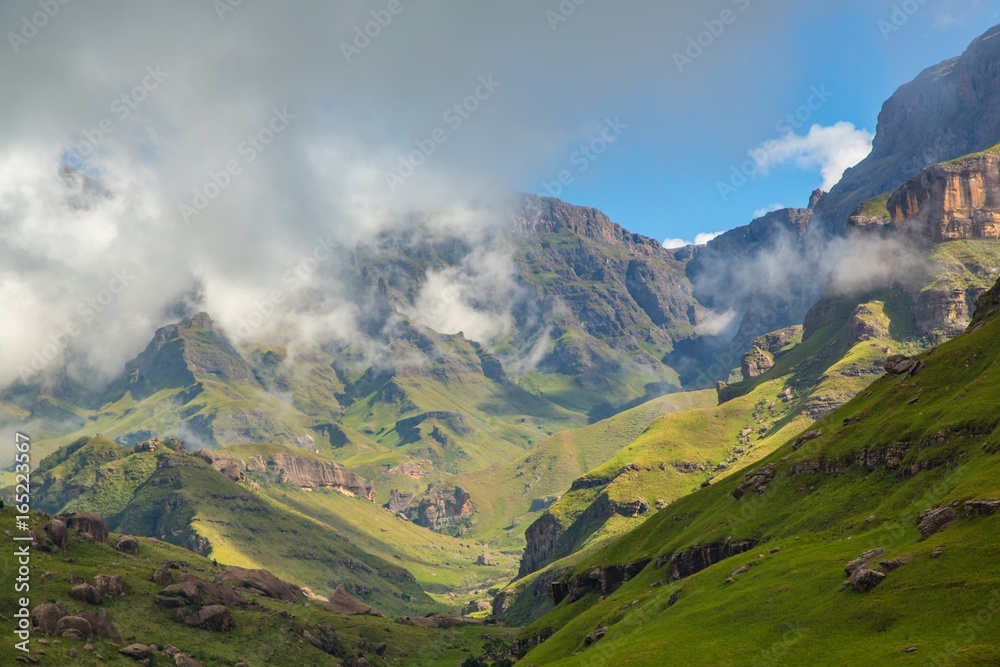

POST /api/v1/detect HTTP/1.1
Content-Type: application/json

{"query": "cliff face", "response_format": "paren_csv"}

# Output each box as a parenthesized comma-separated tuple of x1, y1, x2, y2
(409, 485, 474, 532)
(214, 452, 376, 500)
(887, 152, 1000, 242)
(816, 25, 1000, 234)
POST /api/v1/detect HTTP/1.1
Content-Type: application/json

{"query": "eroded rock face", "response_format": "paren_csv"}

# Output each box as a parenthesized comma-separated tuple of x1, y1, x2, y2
(270, 453, 376, 499)
(732, 464, 776, 500)
(888, 153, 1000, 242)
(386, 489, 414, 515)
(410, 485, 473, 532)
(115, 535, 140, 554)
(61, 512, 109, 544)
(518, 513, 565, 578)
(660, 540, 756, 581)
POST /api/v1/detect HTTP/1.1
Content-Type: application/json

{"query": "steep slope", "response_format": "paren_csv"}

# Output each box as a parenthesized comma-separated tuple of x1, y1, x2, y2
(29, 436, 437, 617)
(516, 280, 1000, 666)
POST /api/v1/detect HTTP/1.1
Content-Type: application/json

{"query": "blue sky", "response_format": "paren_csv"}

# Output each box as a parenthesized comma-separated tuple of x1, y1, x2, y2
(518, 0, 1000, 246)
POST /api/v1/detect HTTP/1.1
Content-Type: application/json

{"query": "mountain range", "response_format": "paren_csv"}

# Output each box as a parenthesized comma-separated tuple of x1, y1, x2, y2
(5, 21, 1000, 667)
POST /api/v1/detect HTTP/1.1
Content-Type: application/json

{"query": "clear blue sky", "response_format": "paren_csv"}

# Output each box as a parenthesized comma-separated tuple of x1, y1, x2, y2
(518, 1, 1000, 245)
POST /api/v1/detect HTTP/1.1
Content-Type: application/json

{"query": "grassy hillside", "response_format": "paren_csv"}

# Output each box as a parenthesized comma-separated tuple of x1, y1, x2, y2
(27, 437, 439, 617)
(0, 507, 514, 666)
(517, 287, 1000, 665)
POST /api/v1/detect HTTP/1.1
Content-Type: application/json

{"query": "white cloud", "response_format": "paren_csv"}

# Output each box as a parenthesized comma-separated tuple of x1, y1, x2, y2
(754, 122, 874, 190)
(662, 231, 724, 249)
(753, 203, 785, 219)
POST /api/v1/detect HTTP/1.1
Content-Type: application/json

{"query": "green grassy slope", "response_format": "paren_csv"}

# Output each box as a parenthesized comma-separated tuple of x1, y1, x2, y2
(0, 508, 515, 667)
(27, 438, 438, 617)
(519, 289, 1000, 665)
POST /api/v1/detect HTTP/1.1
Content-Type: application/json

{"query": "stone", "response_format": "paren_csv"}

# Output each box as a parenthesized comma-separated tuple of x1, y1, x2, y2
(192, 449, 216, 464)
(216, 566, 304, 602)
(965, 500, 1000, 517)
(931, 546, 945, 559)
(844, 548, 888, 576)
(31, 602, 69, 633)
(152, 566, 176, 586)
(323, 586, 381, 616)
(54, 616, 93, 638)
(918, 507, 956, 539)
(842, 567, 885, 593)
(119, 644, 151, 660)
(879, 556, 913, 572)
(732, 464, 776, 499)
(46, 519, 68, 550)
(95, 574, 127, 597)
(174, 654, 203, 667)
(476, 553, 498, 566)
(584, 626, 607, 646)
(69, 584, 102, 605)
(188, 605, 232, 632)
(884, 355, 924, 376)
(60, 629, 87, 642)
(115, 535, 140, 554)
(77, 609, 122, 643)
(61, 512, 109, 544)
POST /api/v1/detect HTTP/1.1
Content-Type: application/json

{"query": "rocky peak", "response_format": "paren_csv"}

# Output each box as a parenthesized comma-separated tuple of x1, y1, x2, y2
(816, 24, 1000, 234)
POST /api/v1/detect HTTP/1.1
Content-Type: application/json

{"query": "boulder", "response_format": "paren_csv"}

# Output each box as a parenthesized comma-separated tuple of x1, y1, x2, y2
(119, 644, 151, 660)
(152, 566, 176, 586)
(844, 548, 887, 576)
(732, 464, 776, 499)
(884, 355, 924, 376)
(31, 602, 69, 633)
(115, 535, 140, 554)
(918, 507, 956, 539)
(78, 609, 122, 643)
(179, 604, 233, 632)
(192, 449, 216, 464)
(323, 586, 381, 616)
(174, 653, 203, 667)
(965, 500, 1000, 517)
(61, 512, 109, 544)
(460, 600, 490, 616)
(216, 566, 304, 603)
(476, 553, 498, 566)
(69, 584, 102, 605)
(45, 519, 68, 550)
(54, 616, 93, 638)
(842, 567, 886, 593)
(95, 574, 127, 597)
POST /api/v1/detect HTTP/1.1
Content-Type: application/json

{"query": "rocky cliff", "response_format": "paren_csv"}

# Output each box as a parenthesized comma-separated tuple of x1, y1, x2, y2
(886, 149, 1000, 242)
(214, 452, 377, 500)
(816, 25, 1000, 234)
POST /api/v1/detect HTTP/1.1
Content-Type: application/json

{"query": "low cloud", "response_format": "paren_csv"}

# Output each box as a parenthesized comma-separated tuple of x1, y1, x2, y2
(662, 231, 724, 249)
(755, 122, 874, 190)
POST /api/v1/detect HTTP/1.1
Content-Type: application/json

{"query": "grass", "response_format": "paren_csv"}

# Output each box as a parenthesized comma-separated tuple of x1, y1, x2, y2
(0, 507, 515, 667)
(517, 308, 1000, 665)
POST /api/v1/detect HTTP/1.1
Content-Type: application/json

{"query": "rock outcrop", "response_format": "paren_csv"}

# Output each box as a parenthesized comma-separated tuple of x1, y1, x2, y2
(740, 326, 803, 381)
(322, 586, 381, 616)
(216, 566, 304, 603)
(918, 507, 956, 539)
(61, 512, 109, 544)
(410, 485, 474, 532)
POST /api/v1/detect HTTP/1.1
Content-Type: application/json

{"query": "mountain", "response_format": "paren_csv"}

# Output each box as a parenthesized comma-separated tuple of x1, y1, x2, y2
(816, 24, 1000, 234)
(513, 275, 1000, 666)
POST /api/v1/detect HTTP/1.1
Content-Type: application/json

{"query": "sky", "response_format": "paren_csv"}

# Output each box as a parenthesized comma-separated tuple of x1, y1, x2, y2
(2, 0, 1000, 388)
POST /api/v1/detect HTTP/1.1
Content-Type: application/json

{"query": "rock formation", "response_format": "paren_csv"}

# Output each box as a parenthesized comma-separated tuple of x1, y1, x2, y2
(410, 485, 474, 532)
